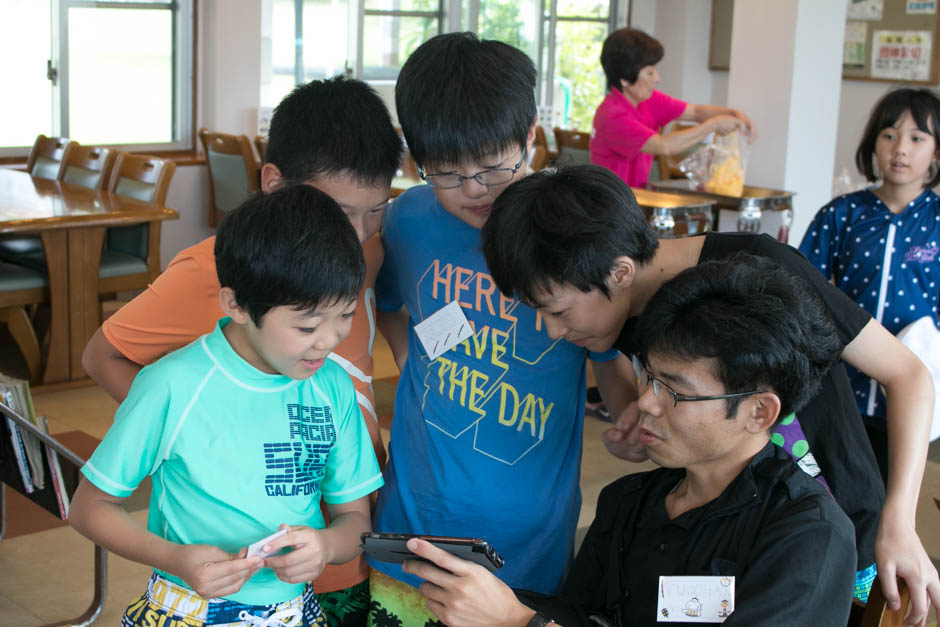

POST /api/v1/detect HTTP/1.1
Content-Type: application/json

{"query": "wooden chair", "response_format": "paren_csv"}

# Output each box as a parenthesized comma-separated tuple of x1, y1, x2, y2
(553, 127, 592, 167)
(26, 135, 73, 181)
(534, 126, 558, 163)
(98, 152, 176, 293)
(848, 577, 910, 627)
(529, 145, 549, 172)
(199, 128, 260, 227)
(62, 145, 115, 190)
(254, 135, 268, 162)
(0, 263, 50, 383)
(0, 136, 78, 262)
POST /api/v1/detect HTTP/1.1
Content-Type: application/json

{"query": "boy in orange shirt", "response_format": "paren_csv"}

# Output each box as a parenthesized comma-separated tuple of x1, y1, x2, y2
(80, 76, 402, 625)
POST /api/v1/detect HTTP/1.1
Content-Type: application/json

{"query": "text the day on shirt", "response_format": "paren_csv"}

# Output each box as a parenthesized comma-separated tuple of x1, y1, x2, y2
(425, 259, 556, 442)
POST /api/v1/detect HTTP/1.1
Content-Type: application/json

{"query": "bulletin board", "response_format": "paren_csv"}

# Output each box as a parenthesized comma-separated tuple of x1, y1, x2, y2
(708, 0, 940, 85)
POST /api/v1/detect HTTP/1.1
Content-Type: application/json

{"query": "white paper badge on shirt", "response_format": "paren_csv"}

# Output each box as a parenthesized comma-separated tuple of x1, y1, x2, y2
(657, 576, 734, 623)
(414, 300, 475, 361)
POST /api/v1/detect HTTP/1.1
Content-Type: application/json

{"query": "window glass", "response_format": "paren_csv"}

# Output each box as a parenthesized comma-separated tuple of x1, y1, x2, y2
(478, 0, 538, 62)
(267, 0, 300, 107)
(553, 19, 607, 130)
(362, 14, 438, 79)
(365, 0, 437, 10)
(556, 0, 608, 19)
(67, 7, 173, 144)
(0, 0, 53, 147)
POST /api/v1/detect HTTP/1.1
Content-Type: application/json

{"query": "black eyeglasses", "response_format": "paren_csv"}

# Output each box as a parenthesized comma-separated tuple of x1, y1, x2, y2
(418, 146, 527, 189)
(631, 356, 763, 408)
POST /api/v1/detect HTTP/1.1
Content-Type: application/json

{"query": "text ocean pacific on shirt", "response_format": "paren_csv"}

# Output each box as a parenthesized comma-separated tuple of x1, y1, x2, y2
(82, 319, 384, 606)
(372, 185, 618, 594)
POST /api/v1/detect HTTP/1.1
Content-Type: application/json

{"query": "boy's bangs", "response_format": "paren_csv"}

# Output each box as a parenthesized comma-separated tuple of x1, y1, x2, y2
(423, 124, 526, 170)
(290, 291, 358, 317)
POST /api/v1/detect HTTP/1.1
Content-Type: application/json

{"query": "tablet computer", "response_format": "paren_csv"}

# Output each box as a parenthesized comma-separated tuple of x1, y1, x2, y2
(361, 532, 504, 571)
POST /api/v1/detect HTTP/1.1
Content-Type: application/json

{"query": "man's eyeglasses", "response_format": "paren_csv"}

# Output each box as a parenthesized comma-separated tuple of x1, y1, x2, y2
(631, 356, 763, 408)
(418, 146, 527, 190)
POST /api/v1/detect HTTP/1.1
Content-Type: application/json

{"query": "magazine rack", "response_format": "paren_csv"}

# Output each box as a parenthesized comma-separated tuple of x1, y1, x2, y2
(0, 399, 107, 626)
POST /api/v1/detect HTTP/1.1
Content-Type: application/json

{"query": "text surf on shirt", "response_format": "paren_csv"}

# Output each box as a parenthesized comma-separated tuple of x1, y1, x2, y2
(263, 403, 335, 497)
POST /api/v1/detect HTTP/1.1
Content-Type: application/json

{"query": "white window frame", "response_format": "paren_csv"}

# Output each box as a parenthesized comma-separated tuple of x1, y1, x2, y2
(0, 0, 195, 158)
(267, 0, 627, 124)
(355, 0, 446, 80)
(538, 0, 623, 122)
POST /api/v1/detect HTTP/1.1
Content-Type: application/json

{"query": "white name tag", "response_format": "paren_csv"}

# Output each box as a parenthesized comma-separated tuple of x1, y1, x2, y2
(656, 576, 735, 623)
(414, 300, 475, 361)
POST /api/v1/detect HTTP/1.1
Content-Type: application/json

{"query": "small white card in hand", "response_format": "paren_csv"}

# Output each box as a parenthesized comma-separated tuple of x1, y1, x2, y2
(247, 528, 287, 559)
(656, 576, 734, 623)
(414, 300, 474, 361)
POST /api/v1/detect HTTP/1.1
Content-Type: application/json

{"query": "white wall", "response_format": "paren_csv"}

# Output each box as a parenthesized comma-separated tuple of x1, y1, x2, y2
(159, 0, 263, 267)
(654, 0, 714, 106)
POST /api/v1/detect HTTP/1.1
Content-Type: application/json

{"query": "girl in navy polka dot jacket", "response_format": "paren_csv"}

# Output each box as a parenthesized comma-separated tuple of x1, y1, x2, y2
(800, 87, 940, 480)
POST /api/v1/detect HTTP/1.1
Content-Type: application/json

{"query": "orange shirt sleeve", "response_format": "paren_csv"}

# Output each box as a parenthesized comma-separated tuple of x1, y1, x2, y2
(102, 237, 223, 366)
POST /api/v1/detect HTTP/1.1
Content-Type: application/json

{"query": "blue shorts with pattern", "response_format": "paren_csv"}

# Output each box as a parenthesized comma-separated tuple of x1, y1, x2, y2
(121, 572, 326, 626)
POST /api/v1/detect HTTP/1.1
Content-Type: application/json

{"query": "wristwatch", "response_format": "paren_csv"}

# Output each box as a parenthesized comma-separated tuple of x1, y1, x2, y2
(526, 612, 558, 627)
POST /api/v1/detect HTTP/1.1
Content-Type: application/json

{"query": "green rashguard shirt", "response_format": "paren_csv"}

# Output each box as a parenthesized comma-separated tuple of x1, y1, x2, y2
(82, 318, 384, 605)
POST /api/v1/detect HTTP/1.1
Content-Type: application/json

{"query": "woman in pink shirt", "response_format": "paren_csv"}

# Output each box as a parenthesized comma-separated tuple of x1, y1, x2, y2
(589, 28, 756, 188)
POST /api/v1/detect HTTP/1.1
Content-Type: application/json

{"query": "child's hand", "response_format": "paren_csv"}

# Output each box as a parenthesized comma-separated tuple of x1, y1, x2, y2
(174, 544, 263, 599)
(261, 524, 331, 584)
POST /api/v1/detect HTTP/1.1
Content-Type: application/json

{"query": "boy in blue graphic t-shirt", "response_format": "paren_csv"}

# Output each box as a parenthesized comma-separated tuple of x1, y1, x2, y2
(69, 185, 384, 627)
(369, 32, 634, 624)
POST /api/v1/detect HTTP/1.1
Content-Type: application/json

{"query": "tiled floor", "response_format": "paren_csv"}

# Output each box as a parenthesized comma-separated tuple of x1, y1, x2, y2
(0, 333, 939, 625)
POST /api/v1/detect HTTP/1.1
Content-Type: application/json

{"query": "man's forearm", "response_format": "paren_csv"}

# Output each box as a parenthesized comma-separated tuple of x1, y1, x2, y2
(882, 366, 933, 518)
(591, 354, 636, 419)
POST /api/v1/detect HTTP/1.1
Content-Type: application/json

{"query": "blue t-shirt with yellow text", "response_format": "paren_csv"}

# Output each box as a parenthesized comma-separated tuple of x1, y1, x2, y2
(372, 185, 617, 594)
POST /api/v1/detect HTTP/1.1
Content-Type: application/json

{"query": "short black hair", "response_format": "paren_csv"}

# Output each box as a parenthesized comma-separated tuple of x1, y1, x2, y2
(632, 253, 842, 420)
(600, 28, 664, 90)
(266, 76, 402, 187)
(395, 32, 536, 168)
(480, 165, 659, 304)
(856, 87, 940, 187)
(215, 185, 365, 326)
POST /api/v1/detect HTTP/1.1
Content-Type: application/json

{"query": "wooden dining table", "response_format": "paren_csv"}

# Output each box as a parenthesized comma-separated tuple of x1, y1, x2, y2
(0, 169, 178, 385)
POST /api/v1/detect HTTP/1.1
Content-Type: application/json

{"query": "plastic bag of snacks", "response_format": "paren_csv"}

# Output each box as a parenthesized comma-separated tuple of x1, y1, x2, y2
(679, 130, 748, 197)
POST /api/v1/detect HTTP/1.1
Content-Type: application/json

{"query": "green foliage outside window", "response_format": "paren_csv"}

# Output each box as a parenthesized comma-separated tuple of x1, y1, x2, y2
(555, 21, 606, 130)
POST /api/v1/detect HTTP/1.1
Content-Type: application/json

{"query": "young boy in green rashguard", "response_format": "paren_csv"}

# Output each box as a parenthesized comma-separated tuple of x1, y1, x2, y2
(70, 185, 384, 626)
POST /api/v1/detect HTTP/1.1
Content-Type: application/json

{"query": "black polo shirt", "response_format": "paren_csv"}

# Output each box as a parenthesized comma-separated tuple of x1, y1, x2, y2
(519, 444, 858, 626)
(615, 232, 882, 570)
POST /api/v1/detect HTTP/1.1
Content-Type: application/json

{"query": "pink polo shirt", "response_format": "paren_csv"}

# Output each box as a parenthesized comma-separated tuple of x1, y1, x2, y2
(589, 88, 687, 187)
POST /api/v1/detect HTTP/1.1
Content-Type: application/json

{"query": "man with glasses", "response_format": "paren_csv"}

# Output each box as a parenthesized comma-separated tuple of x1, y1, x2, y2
(369, 33, 633, 625)
(398, 254, 858, 626)
(479, 165, 940, 621)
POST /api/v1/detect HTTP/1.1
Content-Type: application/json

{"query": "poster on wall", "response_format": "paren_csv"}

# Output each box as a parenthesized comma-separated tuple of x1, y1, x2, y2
(907, 1, 937, 15)
(848, 0, 884, 21)
(844, 21, 868, 66)
(871, 30, 932, 79)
